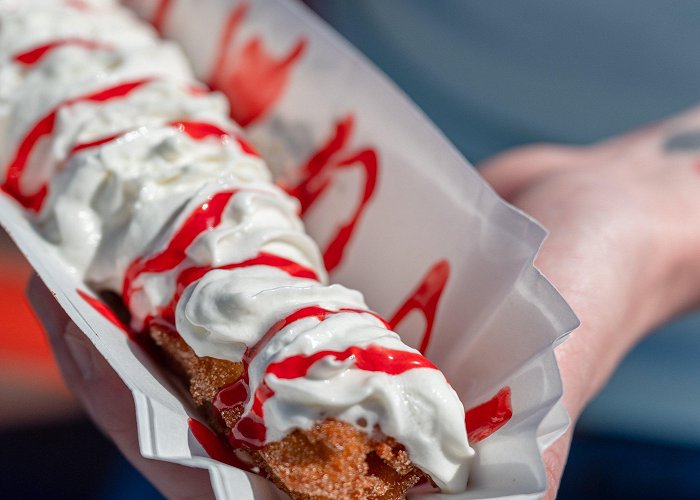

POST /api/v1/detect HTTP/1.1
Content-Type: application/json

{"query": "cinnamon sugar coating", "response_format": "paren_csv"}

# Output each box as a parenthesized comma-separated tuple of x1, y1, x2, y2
(150, 325, 428, 498)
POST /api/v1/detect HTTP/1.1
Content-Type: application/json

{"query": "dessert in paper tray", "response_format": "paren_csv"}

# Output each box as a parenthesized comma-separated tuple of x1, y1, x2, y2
(0, 0, 578, 498)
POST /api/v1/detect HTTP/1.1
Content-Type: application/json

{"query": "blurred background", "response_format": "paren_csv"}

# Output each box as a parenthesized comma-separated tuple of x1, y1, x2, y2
(2, 1, 700, 499)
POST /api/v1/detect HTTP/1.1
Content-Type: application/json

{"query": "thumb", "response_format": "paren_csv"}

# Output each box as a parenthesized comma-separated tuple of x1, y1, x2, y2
(27, 275, 214, 499)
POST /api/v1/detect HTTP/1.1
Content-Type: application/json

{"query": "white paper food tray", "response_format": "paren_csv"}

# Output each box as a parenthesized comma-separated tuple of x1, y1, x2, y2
(0, 0, 579, 498)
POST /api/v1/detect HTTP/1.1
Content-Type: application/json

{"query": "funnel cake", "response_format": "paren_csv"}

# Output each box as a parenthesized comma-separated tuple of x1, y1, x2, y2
(0, 0, 474, 497)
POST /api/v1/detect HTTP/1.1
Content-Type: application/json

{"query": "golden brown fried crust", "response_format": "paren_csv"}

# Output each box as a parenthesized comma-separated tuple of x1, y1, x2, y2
(258, 421, 424, 500)
(150, 325, 428, 499)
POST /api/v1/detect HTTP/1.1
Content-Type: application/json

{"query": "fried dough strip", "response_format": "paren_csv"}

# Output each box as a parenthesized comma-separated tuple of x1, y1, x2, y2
(150, 326, 428, 499)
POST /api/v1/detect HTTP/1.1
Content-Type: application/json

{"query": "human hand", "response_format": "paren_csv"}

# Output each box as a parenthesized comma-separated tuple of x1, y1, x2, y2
(26, 274, 215, 500)
(479, 108, 700, 498)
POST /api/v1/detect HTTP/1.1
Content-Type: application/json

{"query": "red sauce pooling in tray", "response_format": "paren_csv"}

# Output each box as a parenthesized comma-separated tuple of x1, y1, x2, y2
(13, 38, 111, 66)
(76, 288, 138, 341)
(1, 78, 152, 212)
(389, 259, 450, 355)
(188, 418, 255, 471)
(465, 387, 513, 443)
(284, 115, 378, 272)
(208, 3, 307, 127)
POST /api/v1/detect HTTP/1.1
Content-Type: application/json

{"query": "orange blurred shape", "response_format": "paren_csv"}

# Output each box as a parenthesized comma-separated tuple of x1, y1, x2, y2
(0, 233, 76, 426)
(0, 247, 57, 373)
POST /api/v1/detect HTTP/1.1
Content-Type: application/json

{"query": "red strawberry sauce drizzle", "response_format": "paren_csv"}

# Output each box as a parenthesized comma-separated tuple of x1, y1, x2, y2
(1, 78, 153, 212)
(122, 189, 237, 309)
(111, 170, 410, 451)
(172, 120, 259, 156)
(68, 120, 257, 167)
(2, 105, 258, 214)
(389, 259, 450, 355)
(146, 252, 321, 331)
(230, 346, 438, 450)
(465, 387, 513, 443)
(6, 29, 514, 466)
(212, 305, 396, 449)
(213, 304, 512, 450)
(78, 275, 514, 450)
(212, 305, 419, 450)
(74, 168, 512, 467)
(2, 38, 257, 213)
(13, 38, 112, 66)
(76, 289, 130, 335)
(121, 182, 314, 323)
(149, 0, 306, 127)
(187, 418, 255, 472)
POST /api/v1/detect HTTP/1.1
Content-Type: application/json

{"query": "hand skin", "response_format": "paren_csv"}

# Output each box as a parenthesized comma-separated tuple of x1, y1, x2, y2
(479, 108, 700, 498)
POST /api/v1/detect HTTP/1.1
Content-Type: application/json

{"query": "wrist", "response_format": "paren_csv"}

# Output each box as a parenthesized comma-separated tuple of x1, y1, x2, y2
(524, 178, 673, 416)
